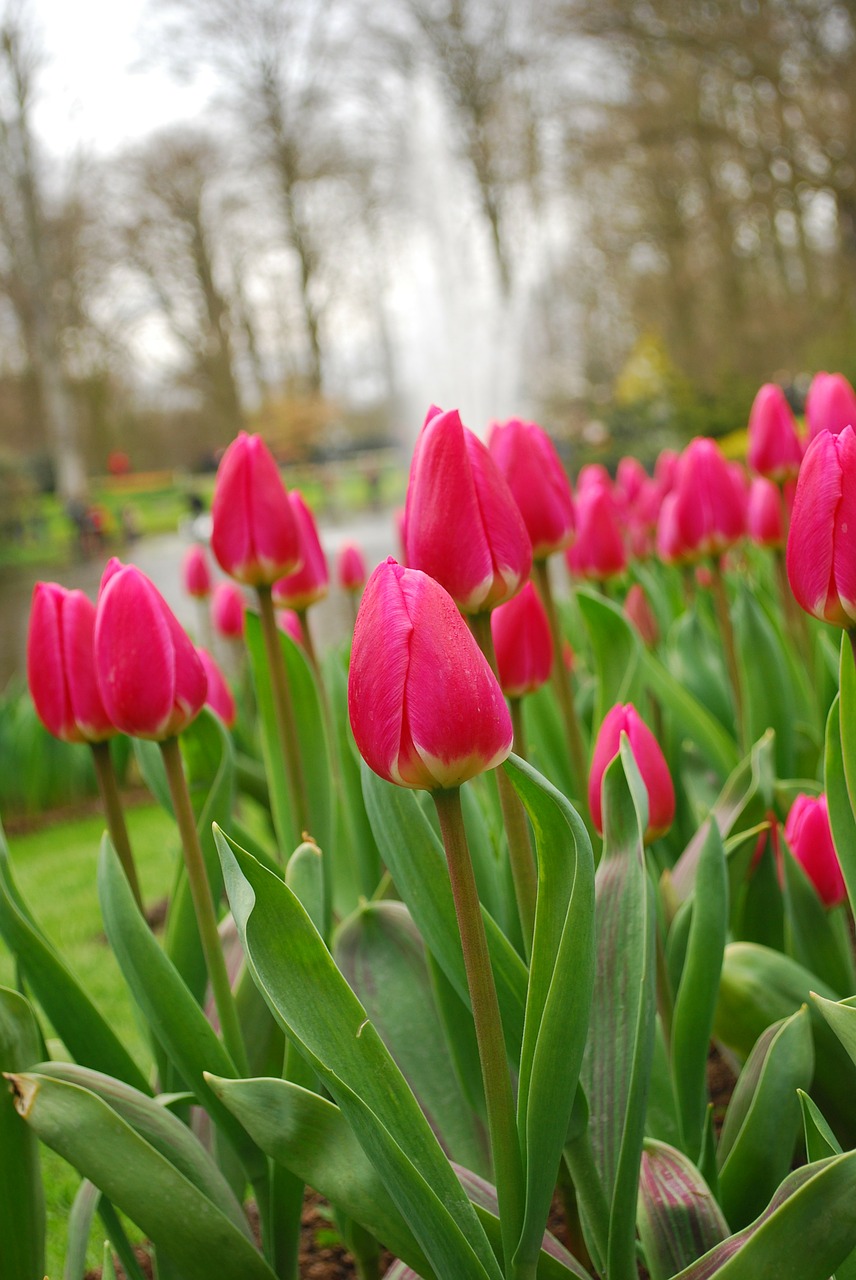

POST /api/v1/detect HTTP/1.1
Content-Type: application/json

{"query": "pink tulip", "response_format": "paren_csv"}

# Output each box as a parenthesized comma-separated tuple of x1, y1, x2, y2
(655, 492, 685, 565)
(589, 703, 675, 841)
(747, 384, 803, 480)
(806, 372, 856, 441)
(747, 476, 785, 549)
(271, 491, 329, 611)
(27, 583, 115, 743)
(577, 464, 613, 496)
(181, 544, 212, 599)
(670, 438, 745, 559)
(197, 647, 237, 728)
(348, 558, 512, 789)
(490, 581, 554, 698)
(337, 542, 368, 593)
(210, 432, 302, 586)
(276, 609, 304, 646)
(784, 794, 846, 908)
(786, 426, 856, 627)
(615, 456, 648, 509)
(211, 582, 246, 639)
(488, 418, 575, 557)
(655, 449, 680, 493)
(624, 583, 659, 648)
(405, 408, 532, 613)
(566, 485, 627, 581)
(95, 563, 207, 740)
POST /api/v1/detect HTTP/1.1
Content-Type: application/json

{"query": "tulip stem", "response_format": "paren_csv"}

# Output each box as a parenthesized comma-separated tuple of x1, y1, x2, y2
(710, 561, 744, 746)
(510, 698, 527, 761)
(160, 736, 249, 1076)
(532, 559, 588, 800)
(256, 585, 310, 845)
(90, 741, 143, 912)
(470, 612, 537, 956)
(433, 787, 525, 1277)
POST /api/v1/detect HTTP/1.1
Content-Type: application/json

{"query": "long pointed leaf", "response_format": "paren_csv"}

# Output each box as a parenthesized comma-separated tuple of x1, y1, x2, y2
(637, 1139, 729, 1280)
(0, 987, 44, 1280)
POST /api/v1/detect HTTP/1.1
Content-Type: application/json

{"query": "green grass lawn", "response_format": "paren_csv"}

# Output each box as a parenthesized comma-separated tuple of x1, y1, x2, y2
(0, 804, 179, 1277)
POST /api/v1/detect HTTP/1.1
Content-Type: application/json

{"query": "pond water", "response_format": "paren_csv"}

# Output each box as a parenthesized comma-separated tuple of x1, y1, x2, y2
(0, 508, 400, 691)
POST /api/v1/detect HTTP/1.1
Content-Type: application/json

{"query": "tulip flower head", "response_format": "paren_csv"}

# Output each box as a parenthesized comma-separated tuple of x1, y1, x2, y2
(491, 581, 554, 698)
(276, 608, 304, 646)
(786, 426, 856, 627)
(488, 418, 575, 557)
(181, 544, 212, 599)
(271, 491, 329, 611)
(747, 384, 803, 480)
(211, 431, 302, 586)
(197, 647, 237, 728)
(405, 408, 532, 613)
(337, 542, 368, 593)
(784, 793, 846, 908)
(668, 438, 745, 560)
(211, 582, 246, 639)
(566, 484, 627, 581)
(747, 476, 785, 549)
(624, 583, 659, 648)
(589, 703, 675, 842)
(348, 558, 512, 789)
(95, 563, 207, 740)
(806, 372, 856, 441)
(27, 583, 115, 743)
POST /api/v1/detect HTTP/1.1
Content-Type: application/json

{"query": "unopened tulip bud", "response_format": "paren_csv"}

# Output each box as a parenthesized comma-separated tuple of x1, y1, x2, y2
(211, 582, 246, 639)
(589, 703, 675, 841)
(95, 563, 207, 740)
(747, 476, 785, 549)
(786, 426, 856, 627)
(27, 584, 115, 743)
(271, 491, 329, 611)
(181, 544, 212, 599)
(747, 384, 803, 480)
(405, 408, 532, 613)
(211, 431, 302, 586)
(197, 647, 236, 728)
(348, 558, 512, 789)
(806, 372, 856, 441)
(670, 438, 745, 559)
(276, 609, 304, 646)
(337, 542, 367, 593)
(784, 793, 846, 908)
(624, 583, 658, 648)
(488, 418, 575, 557)
(490, 581, 553, 698)
(566, 485, 627, 581)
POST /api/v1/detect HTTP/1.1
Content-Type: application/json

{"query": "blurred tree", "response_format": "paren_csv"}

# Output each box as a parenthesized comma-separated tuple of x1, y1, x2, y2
(0, 1, 87, 504)
(118, 128, 247, 442)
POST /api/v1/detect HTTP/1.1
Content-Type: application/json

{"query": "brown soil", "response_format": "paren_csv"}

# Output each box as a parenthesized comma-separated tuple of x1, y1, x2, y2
(707, 1040, 738, 1138)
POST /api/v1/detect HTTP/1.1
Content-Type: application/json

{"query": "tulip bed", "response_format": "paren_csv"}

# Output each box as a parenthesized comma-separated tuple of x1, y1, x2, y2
(5, 380, 856, 1280)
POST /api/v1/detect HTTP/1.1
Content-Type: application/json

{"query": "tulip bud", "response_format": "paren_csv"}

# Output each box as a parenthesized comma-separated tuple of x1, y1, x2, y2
(488, 418, 575, 557)
(276, 608, 304, 646)
(197, 647, 237, 728)
(211, 582, 246, 639)
(746, 476, 785, 549)
(490, 581, 553, 698)
(211, 431, 302, 586)
(616, 456, 648, 508)
(337, 541, 368, 593)
(589, 703, 675, 841)
(784, 793, 846, 908)
(271, 491, 329, 611)
(669, 438, 745, 560)
(624, 583, 658, 648)
(405, 408, 532, 613)
(348, 558, 512, 789)
(27, 583, 115, 743)
(181, 544, 212, 599)
(786, 426, 856, 627)
(806, 372, 856, 441)
(566, 485, 627, 581)
(95, 563, 207, 740)
(655, 492, 685, 565)
(747, 384, 803, 480)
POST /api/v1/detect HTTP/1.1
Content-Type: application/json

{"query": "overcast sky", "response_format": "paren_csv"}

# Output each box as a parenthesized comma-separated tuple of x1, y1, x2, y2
(29, 0, 210, 156)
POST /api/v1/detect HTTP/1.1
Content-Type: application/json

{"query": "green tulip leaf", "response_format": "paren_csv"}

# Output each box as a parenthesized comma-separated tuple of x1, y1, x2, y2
(0, 987, 45, 1280)
(824, 695, 856, 921)
(64, 1178, 100, 1280)
(10, 1072, 275, 1280)
(733, 584, 795, 777)
(214, 825, 504, 1280)
(641, 649, 741, 779)
(576, 588, 642, 728)
(717, 1007, 814, 1229)
(782, 838, 853, 996)
(637, 1139, 729, 1280)
(502, 754, 596, 1275)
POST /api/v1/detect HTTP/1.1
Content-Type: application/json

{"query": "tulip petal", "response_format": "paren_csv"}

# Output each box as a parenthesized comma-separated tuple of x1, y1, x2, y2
(787, 431, 846, 625)
(27, 583, 78, 741)
(466, 433, 533, 606)
(96, 567, 176, 738)
(348, 560, 411, 785)
(63, 590, 113, 741)
(833, 427, 856, 623)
